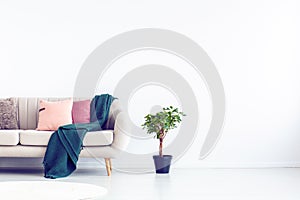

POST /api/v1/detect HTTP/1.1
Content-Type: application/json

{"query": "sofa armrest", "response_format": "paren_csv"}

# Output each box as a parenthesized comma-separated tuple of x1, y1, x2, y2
(111, 112, 131, 151)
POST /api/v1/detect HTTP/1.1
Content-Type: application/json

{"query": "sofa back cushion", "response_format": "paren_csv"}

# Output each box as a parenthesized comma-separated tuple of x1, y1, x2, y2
(17, 97, 121, 130)
(17, 98, 76, 130)
(18, 98, 69, 130)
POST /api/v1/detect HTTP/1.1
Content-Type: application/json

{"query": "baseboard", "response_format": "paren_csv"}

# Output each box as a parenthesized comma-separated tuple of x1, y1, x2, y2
(1, 158, 300, 169)
(0, 158, 105, 169)
(173, 162, 300, 169)
(78, 161, 300, 170)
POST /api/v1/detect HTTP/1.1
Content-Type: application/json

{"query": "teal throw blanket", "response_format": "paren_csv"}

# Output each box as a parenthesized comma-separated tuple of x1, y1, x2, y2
(43, 94, 115, 179)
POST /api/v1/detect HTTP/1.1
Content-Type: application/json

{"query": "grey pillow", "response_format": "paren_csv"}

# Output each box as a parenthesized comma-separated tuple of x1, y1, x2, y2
(0, 98, 18, 129)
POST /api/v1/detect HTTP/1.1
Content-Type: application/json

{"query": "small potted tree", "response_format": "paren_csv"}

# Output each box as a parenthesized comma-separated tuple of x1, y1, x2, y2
(142, 106, 185, 173)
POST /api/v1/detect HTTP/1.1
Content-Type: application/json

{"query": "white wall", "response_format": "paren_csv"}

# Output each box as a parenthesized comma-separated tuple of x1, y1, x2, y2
(1, 0, 300, 168)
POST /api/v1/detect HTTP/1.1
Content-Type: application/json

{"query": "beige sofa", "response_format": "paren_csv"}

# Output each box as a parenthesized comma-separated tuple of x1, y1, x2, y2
(0, 97, 130, 176)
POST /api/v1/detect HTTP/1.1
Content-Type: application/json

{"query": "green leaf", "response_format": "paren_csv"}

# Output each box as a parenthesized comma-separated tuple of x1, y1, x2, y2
(141, 106, 186, 139)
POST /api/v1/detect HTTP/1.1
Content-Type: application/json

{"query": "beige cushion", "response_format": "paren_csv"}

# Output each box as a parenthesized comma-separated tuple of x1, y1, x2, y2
(20, 130, 54, 146)
(83, 130, 114, 146)
(19, 130, 113, 147)
(0, 130, 19, 145)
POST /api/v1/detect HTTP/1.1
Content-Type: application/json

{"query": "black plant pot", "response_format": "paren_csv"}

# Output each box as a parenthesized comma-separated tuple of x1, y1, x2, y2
(153, 155, 173, 174)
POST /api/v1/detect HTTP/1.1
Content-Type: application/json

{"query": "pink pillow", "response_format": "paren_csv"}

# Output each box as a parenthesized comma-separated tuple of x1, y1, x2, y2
(72, 100, 91, 123)
(36, 99, 73, 131)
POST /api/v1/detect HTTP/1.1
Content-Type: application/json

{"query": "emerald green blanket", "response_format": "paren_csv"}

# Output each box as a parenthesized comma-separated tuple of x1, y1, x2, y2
(43, 94, 115, 179)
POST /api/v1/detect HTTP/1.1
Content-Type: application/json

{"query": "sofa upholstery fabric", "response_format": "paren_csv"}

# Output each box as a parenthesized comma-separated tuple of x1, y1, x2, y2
(19, 130, 113, 146)
(0, 130, 19, 145)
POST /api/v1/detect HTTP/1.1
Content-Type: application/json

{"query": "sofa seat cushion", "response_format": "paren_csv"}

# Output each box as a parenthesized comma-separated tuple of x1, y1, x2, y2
(20, 130, 54, 146)
(0, 130, 19, 145)
(19, 130, 113, 147)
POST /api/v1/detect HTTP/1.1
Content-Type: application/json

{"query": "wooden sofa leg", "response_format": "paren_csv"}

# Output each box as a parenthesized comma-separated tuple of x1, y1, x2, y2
(109, 158, 112, 171)
(105, 158, 112, 176)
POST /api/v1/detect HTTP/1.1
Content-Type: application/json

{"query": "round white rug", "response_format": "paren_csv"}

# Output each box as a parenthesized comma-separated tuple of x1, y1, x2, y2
(0, 181, 107, 200)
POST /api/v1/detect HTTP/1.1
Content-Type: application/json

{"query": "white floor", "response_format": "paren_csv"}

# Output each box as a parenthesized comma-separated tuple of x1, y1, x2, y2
(1, 167, 300, 200)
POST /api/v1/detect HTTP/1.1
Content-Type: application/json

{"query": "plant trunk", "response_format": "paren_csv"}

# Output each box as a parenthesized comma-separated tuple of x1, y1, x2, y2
(159, 138, 163, 157)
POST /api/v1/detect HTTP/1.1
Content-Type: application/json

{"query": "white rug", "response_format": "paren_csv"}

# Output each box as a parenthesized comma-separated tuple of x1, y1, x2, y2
(0, 181, 107, 200)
